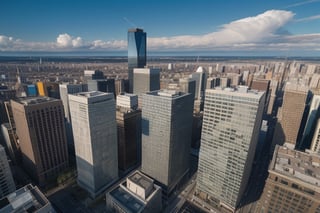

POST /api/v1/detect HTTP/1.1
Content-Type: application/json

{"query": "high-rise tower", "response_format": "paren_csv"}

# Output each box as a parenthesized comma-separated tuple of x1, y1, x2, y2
(11, 97, 69, 185)
(196, 86, 265, 212)
(59, 83, 88, 147)
(141, 90, 194, 199)
(0, 145, 15, 198)
(69, 91, 118, 198)
(128, 28, 147, 93)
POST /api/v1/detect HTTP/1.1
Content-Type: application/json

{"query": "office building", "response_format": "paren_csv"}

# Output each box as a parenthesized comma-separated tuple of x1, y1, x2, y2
(83, 70, 104, 82)
(1, 123, 18, 163)
(206, 77, 220, 89)
(141, 90, 194, 198)
(69, 91, 118, 198)
(250, 79, 271, 115)
(115, 79, 127, 96)
(117, 93, 138, 110)
(0, 145, 15, 198)
(128, 28, 147, 93)
(190, 66, 206, 101)
(301, 94, 320, 150)
(220, 77, 231, 88)
(196, 86, 265, 212)
(45, 82, 60, 99)
(256, 145, 320, 213)
(0, 87, 16, 125)
(36, 81, 47, 96)
(116, 93, 141, 173)
(133, 68, 160, 97)
(107, 171, 162, 213)
(267, 80, 278, 116)
(87, 79, 116, 97)
(179, 78, 196, 100)
(272, 84, 309, 148)
(2, 102, 20, 164)
(11, 97, 69, 185)
(310, 119, 320, 154)
(0, 184, 55, 212)
(59, 83, 88, 146)
(26, 84, 37, 97)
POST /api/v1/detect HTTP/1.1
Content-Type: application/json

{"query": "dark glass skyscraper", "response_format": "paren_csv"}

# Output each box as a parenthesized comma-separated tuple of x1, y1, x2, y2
(128, 28, 146, 93)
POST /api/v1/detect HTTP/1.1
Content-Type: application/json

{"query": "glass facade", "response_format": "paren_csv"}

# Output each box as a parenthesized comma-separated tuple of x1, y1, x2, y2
(128, 28, 146, 93)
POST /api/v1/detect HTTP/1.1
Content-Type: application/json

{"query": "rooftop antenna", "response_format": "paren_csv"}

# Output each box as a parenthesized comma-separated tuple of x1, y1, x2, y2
(123, 17, 137, 28)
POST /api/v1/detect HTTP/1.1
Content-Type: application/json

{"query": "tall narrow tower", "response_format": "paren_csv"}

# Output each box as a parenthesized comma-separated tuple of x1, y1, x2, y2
(128, 28, 147, 93)
(141, 90, 194, 199)
(196, 87, 265, 212)
(69, 91, 118, 198)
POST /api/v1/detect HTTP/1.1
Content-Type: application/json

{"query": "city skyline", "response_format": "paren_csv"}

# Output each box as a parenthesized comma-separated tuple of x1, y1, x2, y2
(0, 0, 320, 55)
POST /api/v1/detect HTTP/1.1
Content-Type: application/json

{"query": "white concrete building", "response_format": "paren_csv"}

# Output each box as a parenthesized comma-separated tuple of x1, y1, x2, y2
(69, 91, 118, 198)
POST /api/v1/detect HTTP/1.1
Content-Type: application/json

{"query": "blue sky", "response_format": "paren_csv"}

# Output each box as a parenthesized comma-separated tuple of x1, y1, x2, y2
(1, 0, 320, 55)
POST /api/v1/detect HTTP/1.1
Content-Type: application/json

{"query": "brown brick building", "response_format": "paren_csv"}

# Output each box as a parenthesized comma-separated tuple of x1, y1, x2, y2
(11, 97, 69, 185)
(256, 145, 320, 213)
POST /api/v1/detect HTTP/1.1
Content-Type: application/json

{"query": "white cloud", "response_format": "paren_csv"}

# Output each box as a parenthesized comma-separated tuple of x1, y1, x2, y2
(0, 10, 320, 53)
(0, 35, 14, 47)
(56, 33, 86, 48)
(148, 10, 295, 49)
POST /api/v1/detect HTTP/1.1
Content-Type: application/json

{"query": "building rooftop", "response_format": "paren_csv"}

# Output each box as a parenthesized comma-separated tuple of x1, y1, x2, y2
(128, 28, 144, 32)
(17, 96, 59, 106)
(76, 91, 108, 98)
(146, 90, 185, 98)
(133, 68, 160, 75)
(0, 184, 53, 213)
(128, 172, 154, 192)
(209, 86, 265, 98)
(271, 145, 320, 188)
(109, 186, 145, 213)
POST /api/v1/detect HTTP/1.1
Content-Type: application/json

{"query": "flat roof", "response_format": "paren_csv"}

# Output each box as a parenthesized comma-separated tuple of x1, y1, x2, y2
(0, 184, 50, 213)
(271, 145, 320, 188)
(109, 186, 145, 213)
(16, 97, 59, 106)
(128, 172, 153, 191)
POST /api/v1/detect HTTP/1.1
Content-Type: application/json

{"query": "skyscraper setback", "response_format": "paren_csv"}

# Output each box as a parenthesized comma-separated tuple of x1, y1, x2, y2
(196, 87, 265, 212)
(11, 97, 69, 185)
(69, 91, 118, 198)
(128, 28, 147, 93)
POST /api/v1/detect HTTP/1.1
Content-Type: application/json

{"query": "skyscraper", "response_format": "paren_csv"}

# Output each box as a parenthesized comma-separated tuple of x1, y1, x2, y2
(69, 91, 118, 198)
(179, 78, 196, 101)
(116, 93, 141, 173)
(87, 79, 116, 97)
(133, 68, 160, 102)
(272, 84, 309, 149)
(11, 97, 69, 185)
(128, 28, 147, 93)
(196, 86, 265, 212)
(141, 90, 194, 198)
(83, 70, 104, 82)
(59, 83, 88, 146)
(0, 145, 15, 198)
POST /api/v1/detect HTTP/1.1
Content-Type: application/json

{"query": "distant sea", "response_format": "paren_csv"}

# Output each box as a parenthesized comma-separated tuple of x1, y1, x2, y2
(0, 51, 319, 63)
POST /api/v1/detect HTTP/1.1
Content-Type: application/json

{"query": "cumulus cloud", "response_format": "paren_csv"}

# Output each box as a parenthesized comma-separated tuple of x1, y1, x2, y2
(148, 10, 295, 49)
(1, 9, 320, 53)
(56, 33, 85, 48)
